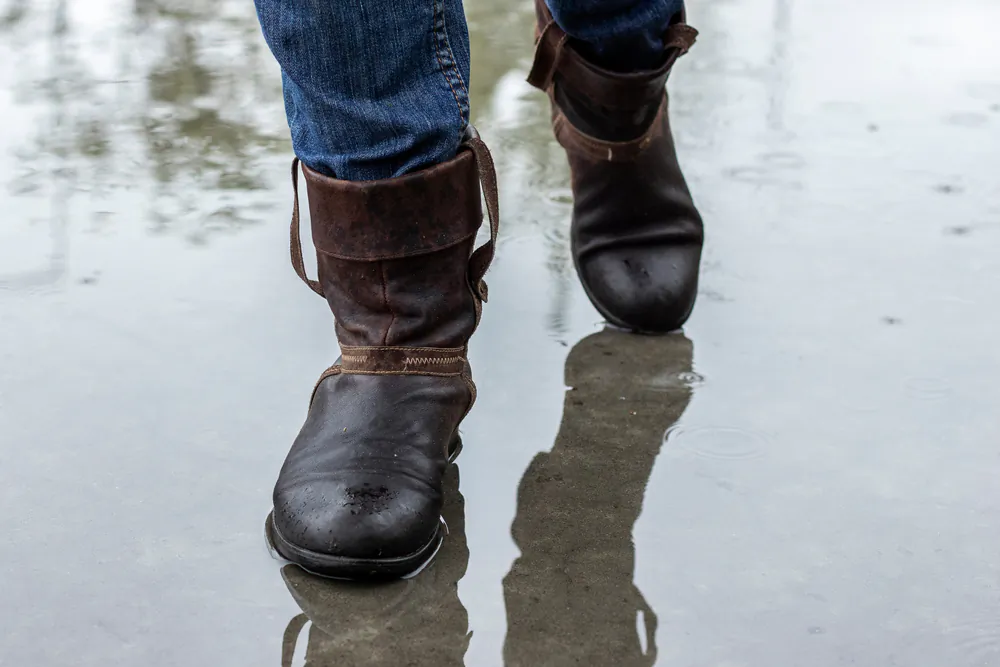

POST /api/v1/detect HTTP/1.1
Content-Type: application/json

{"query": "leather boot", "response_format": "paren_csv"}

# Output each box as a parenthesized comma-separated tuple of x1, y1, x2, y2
(277, 464, 470, 666)
(528, 0, 703, 333)
(267, 129, 499, 580)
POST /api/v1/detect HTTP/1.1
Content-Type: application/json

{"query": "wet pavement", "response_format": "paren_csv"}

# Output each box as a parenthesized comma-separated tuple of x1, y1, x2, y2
(2, 0, 999, 665)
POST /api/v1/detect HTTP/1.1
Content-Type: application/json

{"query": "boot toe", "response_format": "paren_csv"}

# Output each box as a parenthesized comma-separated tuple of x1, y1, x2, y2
(272, 475, 443, 576)
(578, 244, 700, 333)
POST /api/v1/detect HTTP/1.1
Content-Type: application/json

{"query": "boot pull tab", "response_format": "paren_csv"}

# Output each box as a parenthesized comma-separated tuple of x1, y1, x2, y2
(289, 158, 326, 298)
(662, 23, 698, 69)
(464, 127, 500, 303)
(526, 17, 569, 92)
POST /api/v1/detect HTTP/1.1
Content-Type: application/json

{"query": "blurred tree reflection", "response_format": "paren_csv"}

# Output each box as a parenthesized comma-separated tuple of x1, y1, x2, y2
(2, 0, 288, 243)
(0, 0, 27, 30)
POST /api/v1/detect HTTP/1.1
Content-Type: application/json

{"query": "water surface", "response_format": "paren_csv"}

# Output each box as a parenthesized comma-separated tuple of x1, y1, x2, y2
(1, 0, 999, 665)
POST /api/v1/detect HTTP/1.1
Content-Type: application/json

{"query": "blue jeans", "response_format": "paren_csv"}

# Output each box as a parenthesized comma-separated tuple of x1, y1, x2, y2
(254, 0, 686, 181)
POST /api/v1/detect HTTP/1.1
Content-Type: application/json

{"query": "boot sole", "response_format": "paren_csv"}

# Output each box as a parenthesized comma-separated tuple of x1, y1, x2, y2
(264, 432, 463, 580)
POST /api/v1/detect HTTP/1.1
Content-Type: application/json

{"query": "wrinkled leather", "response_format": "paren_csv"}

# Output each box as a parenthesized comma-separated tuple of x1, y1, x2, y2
(272, 147, 485, 570)
(530, 0, 704, 333)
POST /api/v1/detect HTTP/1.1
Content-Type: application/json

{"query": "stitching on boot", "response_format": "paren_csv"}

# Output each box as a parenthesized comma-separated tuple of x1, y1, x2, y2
(405, 357, 464, 364)
(344, 370, 463, 377)
(339, 345, 468, 376)
(342, 354, 463, 365)
(340, 345, 467, 352)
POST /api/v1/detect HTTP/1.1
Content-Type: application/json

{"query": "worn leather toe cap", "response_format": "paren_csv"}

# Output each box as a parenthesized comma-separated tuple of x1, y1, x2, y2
(272, 474, 442, 561)
(577, 243, 701, 333)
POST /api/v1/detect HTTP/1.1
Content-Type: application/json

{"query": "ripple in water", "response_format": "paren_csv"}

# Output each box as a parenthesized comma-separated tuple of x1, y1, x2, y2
(643, 370, 705, 391)
(946, 616, 1000, 666)
(904, 377, 953, 401)
(666, 425, 769, 461)
(903, 614, 1000, 666)
(678, 371, 705, 387)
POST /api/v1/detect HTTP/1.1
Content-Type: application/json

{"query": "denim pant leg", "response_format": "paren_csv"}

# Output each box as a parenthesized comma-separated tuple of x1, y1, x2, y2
(544, 0, 687, 71)
(254, 0, 471, 181)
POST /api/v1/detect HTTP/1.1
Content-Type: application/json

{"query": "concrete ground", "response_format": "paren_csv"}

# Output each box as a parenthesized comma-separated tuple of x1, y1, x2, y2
(1, 0, 998, 665)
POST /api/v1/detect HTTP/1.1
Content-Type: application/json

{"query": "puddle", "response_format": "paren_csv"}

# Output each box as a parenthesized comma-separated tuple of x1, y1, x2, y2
(1, 0, 999, 665)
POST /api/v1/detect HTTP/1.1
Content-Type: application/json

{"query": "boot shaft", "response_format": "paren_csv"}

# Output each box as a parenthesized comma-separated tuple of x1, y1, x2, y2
(299, 148, 484, 350)
(528, 0, 697, 157)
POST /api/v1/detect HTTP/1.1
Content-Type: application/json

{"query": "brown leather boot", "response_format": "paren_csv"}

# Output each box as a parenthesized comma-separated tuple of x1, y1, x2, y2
(267, 129, 498, 580)
(528, 0, 703, 334)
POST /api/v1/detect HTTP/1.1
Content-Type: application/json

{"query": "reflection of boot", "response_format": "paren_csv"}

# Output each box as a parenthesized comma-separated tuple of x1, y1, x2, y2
(528, 0, 703, 333)
(503, 330, 695, 666)
(269, 130, 499, 579)
(278, 465, 471, 667)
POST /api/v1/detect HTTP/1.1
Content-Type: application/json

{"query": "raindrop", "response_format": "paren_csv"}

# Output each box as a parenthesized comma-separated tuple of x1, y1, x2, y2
(678, 371, 705, 386)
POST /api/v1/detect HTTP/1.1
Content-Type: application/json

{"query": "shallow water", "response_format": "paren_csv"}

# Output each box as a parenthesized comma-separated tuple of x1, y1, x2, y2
(1, 0, 999, 665)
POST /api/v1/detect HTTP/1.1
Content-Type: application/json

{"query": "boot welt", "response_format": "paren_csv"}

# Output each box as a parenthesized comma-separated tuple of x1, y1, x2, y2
(265, 511, 444, 580)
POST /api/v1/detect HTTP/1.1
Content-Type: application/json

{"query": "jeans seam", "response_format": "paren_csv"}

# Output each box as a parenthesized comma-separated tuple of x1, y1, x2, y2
(431, 0, 470, 128)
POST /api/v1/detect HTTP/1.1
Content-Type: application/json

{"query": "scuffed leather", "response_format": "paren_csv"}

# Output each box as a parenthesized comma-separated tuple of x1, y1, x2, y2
(274, 372, 467, 559)
(304, 151, 482, 262)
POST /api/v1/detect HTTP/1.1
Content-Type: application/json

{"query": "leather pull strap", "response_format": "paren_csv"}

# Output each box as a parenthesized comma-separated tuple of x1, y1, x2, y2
(664, 23, 698, 56)
(289, 158, 325, 297)
(527, 0, 698, 110)
(660, 23, 699, 74)
(527, 17, 569, 92)
(339, 345, 467, 377)
(464, 127, 500, 304)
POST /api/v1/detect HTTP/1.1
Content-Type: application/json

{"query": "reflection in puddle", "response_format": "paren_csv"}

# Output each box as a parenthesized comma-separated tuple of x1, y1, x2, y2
(0, 0, 288, 246)
(503, 330, 693, 666)
(276, 331, 696, 666)
(666, 425, 769, 461)
(3, 0, 1000, 665)
(278, 466, 472, 666)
